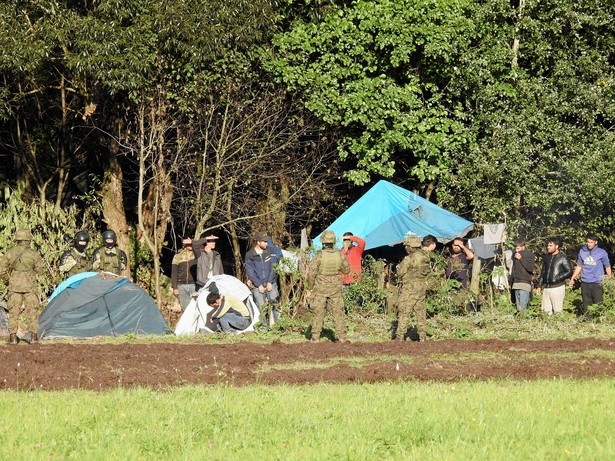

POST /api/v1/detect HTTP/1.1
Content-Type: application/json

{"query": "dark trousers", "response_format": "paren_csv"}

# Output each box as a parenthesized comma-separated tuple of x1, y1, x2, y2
(581, 282, 603, 312)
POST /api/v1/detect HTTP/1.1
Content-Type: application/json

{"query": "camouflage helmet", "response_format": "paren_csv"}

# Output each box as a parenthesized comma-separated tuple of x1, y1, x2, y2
(404, 235, 422, 248)
(320, 230, 337, 244)
(15, 228, 33, 241)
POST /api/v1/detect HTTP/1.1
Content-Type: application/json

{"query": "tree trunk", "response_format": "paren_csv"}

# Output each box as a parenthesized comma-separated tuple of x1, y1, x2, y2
(55, 74, 69, 208)
(470, 258, 481, 295)
(101, 140, 130, 277)
(511, 0, 525, 67)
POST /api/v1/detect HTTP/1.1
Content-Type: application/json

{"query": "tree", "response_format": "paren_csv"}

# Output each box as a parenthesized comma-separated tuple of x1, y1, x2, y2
(269, 0, 476, 186)
(270, 0, 615, 244)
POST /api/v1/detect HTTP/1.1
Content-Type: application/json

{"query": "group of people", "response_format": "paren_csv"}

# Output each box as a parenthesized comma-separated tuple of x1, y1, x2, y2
(0, 229, 127, 344)
(309, 231, 613, 344)
(442, 234, 612, 319)
(171, 231, 287, 334)
(2, 223, 611, 345)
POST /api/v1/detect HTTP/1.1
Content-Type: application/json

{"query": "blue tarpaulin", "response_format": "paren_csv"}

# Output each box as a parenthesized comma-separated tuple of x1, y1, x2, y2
(313, 180, 474, 250)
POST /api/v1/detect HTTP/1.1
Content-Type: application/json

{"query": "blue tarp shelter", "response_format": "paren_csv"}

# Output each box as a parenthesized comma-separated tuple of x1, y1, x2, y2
(313, 180, 474, 250)
(39, 272, 173, 339)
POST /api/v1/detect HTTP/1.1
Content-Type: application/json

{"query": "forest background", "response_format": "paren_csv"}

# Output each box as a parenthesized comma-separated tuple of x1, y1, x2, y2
(1, 0, 614, 305)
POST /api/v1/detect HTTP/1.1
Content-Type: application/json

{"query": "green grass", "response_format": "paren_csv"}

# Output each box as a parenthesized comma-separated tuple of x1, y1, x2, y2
(2, 380, 615, 460)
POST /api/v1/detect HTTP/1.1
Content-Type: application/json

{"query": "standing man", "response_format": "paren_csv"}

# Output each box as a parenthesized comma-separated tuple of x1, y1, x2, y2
(395, 235, 437, 342)
(0, 229, 45, 343)
(171, 236, 197, 311)
(569, 234, 611, 318)
(245, 231, 280, 326)
(92, 230, 128, 276)
(307, 230, 350, 343)
(445, 238, 474, 289)
(511, 238, 535, 311)
(192, 233, 224, 290)
(445, 237, 475, 312)
(340, 232, 366, 288)
(537, 237, 573, 315)
(59, 231, 92, 278)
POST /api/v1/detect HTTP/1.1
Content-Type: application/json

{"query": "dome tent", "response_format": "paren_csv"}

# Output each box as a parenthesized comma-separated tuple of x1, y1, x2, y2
(39, 272, 173, 339)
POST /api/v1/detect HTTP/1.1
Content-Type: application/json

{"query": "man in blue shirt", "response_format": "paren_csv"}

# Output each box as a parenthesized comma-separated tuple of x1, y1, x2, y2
(245, 231, 280, 326)
(569, 234, 612, 317)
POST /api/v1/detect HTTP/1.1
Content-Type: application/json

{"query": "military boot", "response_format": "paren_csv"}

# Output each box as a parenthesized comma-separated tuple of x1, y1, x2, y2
(9, 333, 18, 344)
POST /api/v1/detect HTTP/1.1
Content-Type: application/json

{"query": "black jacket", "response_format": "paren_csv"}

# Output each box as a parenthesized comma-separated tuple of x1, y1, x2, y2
(511, 249, 535, 285)
(539, 252, 573, 288)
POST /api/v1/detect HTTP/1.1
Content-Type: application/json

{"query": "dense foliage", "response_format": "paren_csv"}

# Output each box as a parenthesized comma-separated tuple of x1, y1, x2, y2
(1, 0, 615, 294)
(271, 0, 615, 244)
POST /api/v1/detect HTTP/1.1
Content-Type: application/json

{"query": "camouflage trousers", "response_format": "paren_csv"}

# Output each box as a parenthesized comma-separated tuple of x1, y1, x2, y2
(7, 291, 40, 333)
(396, 285, 427, 341)
(310, 290, 346, 341)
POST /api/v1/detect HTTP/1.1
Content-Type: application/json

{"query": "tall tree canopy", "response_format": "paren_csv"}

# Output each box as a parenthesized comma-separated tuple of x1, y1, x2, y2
(270, 0, 615, 241)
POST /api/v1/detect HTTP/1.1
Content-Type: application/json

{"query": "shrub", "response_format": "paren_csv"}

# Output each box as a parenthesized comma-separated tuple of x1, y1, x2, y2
(0, 184, 100, 296)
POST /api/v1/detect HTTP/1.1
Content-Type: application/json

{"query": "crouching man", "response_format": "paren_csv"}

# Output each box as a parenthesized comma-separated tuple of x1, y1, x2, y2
(206, 292, 251, 334)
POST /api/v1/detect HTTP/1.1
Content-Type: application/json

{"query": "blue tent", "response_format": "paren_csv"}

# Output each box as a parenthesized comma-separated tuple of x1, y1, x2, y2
(313, 180, 474, 250)
(39, 272, 173, 338)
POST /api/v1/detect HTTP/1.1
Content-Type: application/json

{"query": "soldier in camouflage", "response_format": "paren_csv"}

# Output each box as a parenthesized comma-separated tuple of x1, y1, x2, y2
(59, 231, 92, 278)
(307, 230, 351, 343)
(92, 230, 128, 276)
(0, 229, 45, 343)
(395, 234, 437, 342)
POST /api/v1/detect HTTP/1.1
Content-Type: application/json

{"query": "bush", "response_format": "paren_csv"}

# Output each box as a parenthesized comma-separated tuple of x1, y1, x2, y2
(343, 255, 387, 314)
(0, 185, 100, 296)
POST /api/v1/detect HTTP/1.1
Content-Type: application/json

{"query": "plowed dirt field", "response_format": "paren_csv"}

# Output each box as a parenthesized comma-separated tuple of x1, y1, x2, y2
(1, 338, 614, 390)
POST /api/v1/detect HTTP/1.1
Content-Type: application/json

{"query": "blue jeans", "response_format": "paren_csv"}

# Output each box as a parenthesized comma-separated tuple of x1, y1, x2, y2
(177, 283, 196, 311)
(252, 284, 280, 325)
(514, 289, 530, 311)
(218, 313, 251, 332)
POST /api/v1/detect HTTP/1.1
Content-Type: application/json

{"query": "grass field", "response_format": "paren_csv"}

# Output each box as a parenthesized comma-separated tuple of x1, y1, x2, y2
(1, 379, 614, 460)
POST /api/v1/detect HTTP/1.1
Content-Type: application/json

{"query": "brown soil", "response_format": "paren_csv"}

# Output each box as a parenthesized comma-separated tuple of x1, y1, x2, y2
(1, 338, 615, 391)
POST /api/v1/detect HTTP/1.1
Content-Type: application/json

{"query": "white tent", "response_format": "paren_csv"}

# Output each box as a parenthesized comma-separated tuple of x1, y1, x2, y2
(175, 275, 260, 335)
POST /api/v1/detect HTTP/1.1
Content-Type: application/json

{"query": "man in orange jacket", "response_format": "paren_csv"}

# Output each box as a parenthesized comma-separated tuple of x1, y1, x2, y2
(340, 232, 366, 288)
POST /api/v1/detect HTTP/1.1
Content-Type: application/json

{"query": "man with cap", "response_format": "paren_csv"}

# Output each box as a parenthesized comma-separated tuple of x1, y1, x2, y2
(307, 230, 351, 342)
(395, 234, 437, 342)
(245, 231, 281, 326)
(59, 231, 92, 278)
(192, 233, 224, 289)
(0, 228, 45, 343)
(92, 229, 128, 276)
(171, 236, 198, 311)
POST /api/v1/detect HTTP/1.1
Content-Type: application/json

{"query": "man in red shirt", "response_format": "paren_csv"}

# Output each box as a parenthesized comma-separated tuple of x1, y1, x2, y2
(340, 232, 366, 287)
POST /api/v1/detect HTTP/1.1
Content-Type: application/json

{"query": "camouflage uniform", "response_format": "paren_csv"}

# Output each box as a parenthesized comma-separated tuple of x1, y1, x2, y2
(59, 247, 91, 278)
(0, 236, 45, 334)
(396, 239, 431, 341)
(308, 241, 350, 341)
(92, 247, 127, 275)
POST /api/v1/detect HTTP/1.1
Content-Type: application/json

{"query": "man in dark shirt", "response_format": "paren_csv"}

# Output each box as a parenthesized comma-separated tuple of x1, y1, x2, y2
(537, 237, 573, 315)
(445, 238, 474, 289)
(192, 234, 224, 289)
(171, 237, 197, 311)
(511, 238, 535, 311)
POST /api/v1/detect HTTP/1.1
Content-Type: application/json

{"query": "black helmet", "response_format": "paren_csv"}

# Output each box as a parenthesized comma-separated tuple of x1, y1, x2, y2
(102, 230, 117, 248)
(74, 231, 90, 248)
